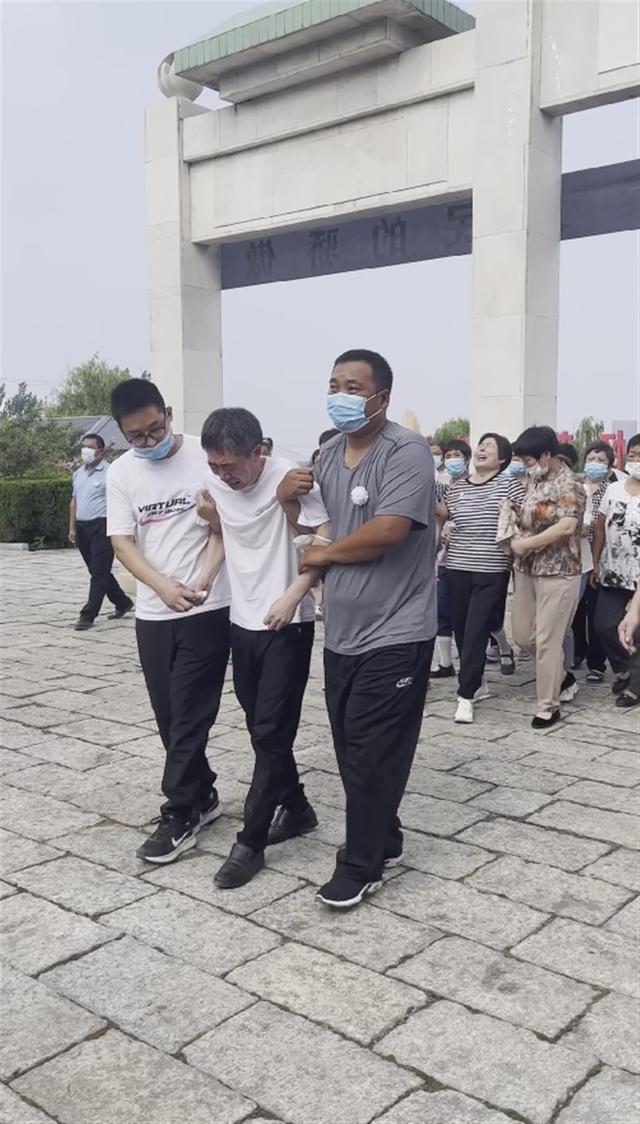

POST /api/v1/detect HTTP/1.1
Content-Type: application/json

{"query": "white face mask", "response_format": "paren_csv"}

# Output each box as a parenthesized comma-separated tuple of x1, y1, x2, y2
(527, 462, 548, 479)
(625, 461, 640, 479)
(81, 447, 96, 465)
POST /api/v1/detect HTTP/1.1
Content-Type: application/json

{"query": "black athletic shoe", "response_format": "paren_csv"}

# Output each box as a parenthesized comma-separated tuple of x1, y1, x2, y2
(107, 601, 134, 620)
(612, 673, 631, 696)
(195, 788, 222, 832)
(136, 812, 196, 864)
(430, 664, 455, 679)
(214, 842, 264, 889)
(267, 803, 318, 846)
(531, 709, 561, 730)
(316, 875, 382, 909)
(336, 834, 404, 869)
(74, 617, 94, 631)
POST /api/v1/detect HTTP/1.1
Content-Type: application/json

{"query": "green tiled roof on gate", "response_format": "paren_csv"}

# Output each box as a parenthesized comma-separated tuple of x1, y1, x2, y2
(174, 0, 475, 76)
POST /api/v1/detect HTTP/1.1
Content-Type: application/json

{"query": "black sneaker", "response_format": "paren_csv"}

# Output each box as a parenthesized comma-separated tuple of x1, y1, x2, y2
(136, 812, 196, 864)
(267, 803, 318, 846)
(316, 875, 382, 909)
(214, 842, 264, 889)
(195, 788, 222, 833)
(74, 617, 94, 631)
(612, 673, 631, 696)
(430, 664, 455, 679)
(337, 834, 404, 869)
(107, 601, 134, 620)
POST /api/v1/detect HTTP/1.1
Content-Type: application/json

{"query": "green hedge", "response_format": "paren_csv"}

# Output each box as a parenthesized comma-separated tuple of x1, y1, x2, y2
(0, 475, 72, 548)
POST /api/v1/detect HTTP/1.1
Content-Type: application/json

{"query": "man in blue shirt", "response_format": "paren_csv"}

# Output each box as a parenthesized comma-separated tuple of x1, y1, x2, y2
(69, 433, 133, 631)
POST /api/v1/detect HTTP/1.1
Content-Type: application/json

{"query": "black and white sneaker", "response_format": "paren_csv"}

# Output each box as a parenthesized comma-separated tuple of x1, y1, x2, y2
(195, 788, 222, 833)
(317, 875, 382, 909)
(336, 834, 404, 870)
(136, 812, 196, 864)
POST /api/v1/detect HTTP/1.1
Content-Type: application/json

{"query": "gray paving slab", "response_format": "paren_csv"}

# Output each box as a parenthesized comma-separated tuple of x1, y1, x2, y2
(1, 963, 104, 1081)
(457, 818, 612, 871)
(466, 854, 633, 923)
(376, 1000, 594, 1124)
(564, 992, 640, 1073)
(51, 823, 150, 876)
(8, 855, 157, 916)
(512, 917, 640, 997)
(0, 893, 117, 974)
(605, 894, 640, 940)
(556, 1066, 640, 1123)
(0, 1084, 57, 1123)
(529, 801, 640, 849)
(376, 1089, 519, 1123)
(455, 756, 576, 793)
(598, 749, 640, 771)
(399, 830, 495, 878)
(557, 780, 640, 815)
(467, 785, 554, 817)
(582, 847, 640, 891)
(373, 870, 546, 948)
(184, 1001, 419, 1124)
(143, 850, 303, 915)
(398, 792, 488, 835)
(7, 734, 123, 770)
(390, 935, 595, 1036)
(42, 936, 254, 1053)
(0, 785, 101, 841)
(12, 1029, 253, 1124)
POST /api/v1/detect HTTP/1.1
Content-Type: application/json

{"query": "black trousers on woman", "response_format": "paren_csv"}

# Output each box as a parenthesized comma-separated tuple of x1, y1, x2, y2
(572, 583, 607, 673)
(594, 586, 638, 687)
(446, 569, 511, 699)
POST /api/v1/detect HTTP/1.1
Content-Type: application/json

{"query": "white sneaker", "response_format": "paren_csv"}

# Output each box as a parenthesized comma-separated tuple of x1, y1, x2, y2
(455, 698, 474, 724)
(560, 680, 579, 703)
(474, 678, 490, 702)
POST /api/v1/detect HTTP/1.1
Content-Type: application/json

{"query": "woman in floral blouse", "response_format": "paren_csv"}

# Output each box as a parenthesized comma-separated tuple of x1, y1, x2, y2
(510, 426, 585, 728)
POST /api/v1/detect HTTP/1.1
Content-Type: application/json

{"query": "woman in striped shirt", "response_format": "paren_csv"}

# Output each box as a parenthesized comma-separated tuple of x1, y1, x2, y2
(438, 433, 523, 724)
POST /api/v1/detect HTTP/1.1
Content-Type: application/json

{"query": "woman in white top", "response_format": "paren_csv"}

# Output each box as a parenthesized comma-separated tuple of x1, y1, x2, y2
(592, 434, 640, 708)
(571, 442, 618, 681)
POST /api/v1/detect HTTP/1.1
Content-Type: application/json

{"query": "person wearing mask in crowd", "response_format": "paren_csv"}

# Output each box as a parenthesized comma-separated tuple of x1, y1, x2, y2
(557, 443, 579, 472)
(69, 434, 134, 631)
(557, 442, 589, 704)
(428, 440, 450, 485)
(571, 441, 617, 681)
(438, 433, 521, 723)
(261, 437, 274, 458)
(430, 439, 472, 678)
(107, 380, 231, 864)
(591, 434, 640, 708)
(278, 349, 436, 909)
(198, 408, 328, 888)
(510, 426, 585, 728)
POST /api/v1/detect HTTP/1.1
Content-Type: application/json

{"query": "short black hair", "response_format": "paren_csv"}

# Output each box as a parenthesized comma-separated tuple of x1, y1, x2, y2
(444, 439, 472, 460)
(479, 432, 512, 469)
(513, 425, 558, 459)
(333, 349, 393, 392)
(201, 407, 263, 456)
(110, 378, 165, 425)
(557, 442, 578, 470)
(627, 433, 640, 453)
(82, 432, 105, 450)
(318, 428, 340, 446)
(584, 440, 615, 467)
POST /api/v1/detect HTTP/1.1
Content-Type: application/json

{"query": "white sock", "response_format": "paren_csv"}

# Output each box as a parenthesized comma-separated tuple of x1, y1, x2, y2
(491, 628, 511, 656)
(438, 636, 453, 666)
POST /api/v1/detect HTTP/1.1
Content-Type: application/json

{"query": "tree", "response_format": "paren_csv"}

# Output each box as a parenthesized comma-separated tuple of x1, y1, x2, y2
(0, 382, 79, 478)
(47, 354, 132, 416)
(432, 417, 470, 446)
(574, 416, 604, 464)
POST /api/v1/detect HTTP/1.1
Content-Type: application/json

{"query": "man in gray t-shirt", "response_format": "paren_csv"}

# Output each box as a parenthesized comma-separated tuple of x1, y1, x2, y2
(277, 349, 436, 910)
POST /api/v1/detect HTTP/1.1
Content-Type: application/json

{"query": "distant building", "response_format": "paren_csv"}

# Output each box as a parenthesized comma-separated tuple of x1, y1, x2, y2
(51, 415, 129, 453)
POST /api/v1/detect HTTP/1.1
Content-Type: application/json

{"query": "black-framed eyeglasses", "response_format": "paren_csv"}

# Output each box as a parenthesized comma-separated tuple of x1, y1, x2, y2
(125, 421, 168, 448)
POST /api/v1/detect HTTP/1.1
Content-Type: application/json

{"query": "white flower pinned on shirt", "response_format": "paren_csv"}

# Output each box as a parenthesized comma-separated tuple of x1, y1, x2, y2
(351, 485, 369, 507)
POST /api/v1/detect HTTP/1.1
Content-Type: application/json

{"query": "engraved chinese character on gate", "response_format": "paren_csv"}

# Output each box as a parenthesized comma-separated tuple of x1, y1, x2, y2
(308, 228, 340, 273)
(245, 239, 275, 282)
(372, 216, 407, 262)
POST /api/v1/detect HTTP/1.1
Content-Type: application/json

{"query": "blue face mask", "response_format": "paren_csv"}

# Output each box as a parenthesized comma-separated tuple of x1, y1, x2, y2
(133, 429, 176, 461)
(584, 462, 608, 483)
(327, 392, 382, 434)
(445, 456, 466, 478)
(507, 460, 526, 478)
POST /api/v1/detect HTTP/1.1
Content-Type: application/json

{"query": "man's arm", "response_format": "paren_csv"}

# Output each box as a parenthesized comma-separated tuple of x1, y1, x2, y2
(299, 515, 412, 570)
(111, 535, 200, 613)
(68, 497, 77, 545)
(618, 582, 640, 653)
(512, 517, 578, 558)
(192, 529, 225, 596)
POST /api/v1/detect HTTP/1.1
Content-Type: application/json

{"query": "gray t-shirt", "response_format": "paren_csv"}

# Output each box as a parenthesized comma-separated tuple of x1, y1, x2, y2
(315, 421, 436, 656)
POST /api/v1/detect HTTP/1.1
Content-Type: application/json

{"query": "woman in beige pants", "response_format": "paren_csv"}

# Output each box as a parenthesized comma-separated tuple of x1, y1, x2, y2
(510, 427, 585, 729)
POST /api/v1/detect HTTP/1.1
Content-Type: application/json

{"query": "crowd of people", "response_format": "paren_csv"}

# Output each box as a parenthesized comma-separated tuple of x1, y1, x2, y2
(66, 350, 639, 910)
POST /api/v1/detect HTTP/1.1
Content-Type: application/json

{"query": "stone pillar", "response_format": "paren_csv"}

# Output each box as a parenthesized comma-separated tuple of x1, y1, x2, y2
(145, 98, 222, 436)
(471, 0, 563, 442)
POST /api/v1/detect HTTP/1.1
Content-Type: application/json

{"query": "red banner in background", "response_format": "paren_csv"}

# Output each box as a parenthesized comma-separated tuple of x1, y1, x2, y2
(557, 431, 626, 468)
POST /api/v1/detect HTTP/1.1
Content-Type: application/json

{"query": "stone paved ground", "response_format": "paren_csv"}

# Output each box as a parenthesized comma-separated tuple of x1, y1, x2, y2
(1, 549, 639, 1124)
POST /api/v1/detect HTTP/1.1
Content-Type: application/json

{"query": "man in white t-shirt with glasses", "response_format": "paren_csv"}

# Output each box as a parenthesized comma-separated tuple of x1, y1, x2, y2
(107, 379, 231, 865)
(197, 407, 328, 890)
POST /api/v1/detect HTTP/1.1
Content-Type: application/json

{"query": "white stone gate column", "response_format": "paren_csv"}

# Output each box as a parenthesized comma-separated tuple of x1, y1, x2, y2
(471, 0, 563, 442)
(145, 98, 222, 436)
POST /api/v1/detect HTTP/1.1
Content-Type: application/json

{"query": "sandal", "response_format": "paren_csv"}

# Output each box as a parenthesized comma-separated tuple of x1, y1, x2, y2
(615, 690, 639, 709)
(500, 649, 515, 676)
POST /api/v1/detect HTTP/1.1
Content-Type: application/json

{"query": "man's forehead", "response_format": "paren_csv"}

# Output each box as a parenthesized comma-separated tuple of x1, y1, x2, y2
(331, 361, 373, 382)
(122, 406, 165, 430)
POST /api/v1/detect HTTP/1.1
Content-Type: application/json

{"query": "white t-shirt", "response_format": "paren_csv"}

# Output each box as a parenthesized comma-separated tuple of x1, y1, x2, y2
(106, 435, 231, 621)
(599, 479, 640, 592)
(207, 455, 328, 631)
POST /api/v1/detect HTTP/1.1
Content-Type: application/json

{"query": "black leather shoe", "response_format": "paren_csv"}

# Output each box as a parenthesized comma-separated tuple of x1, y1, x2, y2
(430, 664, 455, 679)
(214, 843, 264, 889)
(74, 617, 94, 631)
(531, 709, 561, 730)
(107, 602, 134, 620)
(267, 804, 318, 846)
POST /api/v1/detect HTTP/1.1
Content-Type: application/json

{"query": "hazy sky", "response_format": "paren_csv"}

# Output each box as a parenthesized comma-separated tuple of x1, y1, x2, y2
(2, 1, 639, 460)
